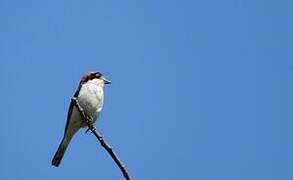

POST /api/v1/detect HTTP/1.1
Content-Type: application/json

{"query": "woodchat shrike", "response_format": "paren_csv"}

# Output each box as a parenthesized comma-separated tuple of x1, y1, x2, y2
(52, 71, 111, 167)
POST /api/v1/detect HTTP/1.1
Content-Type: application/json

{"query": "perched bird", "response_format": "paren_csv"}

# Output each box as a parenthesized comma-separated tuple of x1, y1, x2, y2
(52, 71, 111, 167)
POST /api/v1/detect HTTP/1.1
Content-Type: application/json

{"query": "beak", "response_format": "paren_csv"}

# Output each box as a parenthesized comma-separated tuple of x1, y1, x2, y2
(101, 76, 111, 84)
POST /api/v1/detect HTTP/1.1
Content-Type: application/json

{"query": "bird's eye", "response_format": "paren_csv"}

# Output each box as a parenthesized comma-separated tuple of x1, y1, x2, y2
(95, 72, 102, 78)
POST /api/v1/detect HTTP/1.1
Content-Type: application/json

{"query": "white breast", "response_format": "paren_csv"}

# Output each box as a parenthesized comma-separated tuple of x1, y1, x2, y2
(77, 80, 104, 122)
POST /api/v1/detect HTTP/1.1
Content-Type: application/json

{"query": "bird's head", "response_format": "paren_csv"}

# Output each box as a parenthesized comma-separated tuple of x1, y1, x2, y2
(80, 71, 111, 85)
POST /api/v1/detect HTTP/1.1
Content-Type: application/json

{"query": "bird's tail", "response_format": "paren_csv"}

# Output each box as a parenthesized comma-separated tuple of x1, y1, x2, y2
(51, 136, 71, 167)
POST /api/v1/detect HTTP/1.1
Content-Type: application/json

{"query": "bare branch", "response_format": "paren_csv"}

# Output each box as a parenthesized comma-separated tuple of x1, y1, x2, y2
(71, 97, 131, 180)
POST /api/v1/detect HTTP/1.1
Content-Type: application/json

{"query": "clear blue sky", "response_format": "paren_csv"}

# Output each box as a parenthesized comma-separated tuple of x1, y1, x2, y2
(1, 0, 292, 179)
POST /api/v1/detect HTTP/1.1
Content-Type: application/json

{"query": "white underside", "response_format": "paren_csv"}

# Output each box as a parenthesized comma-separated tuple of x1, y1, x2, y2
(66, 79, 105, 137)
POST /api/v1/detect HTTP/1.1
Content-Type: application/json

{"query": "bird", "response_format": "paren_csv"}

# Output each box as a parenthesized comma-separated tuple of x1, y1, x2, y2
(51, 71, 111, 167)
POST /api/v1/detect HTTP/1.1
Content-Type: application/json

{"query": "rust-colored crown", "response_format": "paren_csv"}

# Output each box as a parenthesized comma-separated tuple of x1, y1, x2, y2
(80, 71, 102, 84)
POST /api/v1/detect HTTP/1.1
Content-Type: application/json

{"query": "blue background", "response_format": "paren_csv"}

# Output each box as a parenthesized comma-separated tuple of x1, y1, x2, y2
(1, 0, 292, 179)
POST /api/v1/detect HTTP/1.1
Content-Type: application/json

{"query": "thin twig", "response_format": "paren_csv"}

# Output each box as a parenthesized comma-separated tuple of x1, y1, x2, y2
(71, 97, 131, 180)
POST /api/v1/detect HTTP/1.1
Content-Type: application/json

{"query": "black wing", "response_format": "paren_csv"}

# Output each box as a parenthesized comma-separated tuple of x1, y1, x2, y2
(63, 84, 82, 135)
